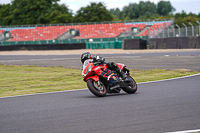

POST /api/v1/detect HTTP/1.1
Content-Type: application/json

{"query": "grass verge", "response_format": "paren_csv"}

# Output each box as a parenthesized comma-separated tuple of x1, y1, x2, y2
(0, 64, 199, 97)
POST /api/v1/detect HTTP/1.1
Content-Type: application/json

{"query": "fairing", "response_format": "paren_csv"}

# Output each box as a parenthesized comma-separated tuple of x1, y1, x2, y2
(116, 63, 125, 70)
(82, 60, 125, 83)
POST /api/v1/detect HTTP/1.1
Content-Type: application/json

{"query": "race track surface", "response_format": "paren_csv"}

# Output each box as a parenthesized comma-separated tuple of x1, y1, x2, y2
(0, 51, 200, 71)
(0, 50, 200, 133)
(1, 74, 200, 133)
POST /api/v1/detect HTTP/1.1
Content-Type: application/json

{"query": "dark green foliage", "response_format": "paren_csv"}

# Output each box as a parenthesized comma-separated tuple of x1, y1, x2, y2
(0, 4, 14, 25)
(138, 1, 157, 18)
(109, 1, 200, 27)
(73, 2, 113, 23)
(110, 1, 174, 20)
(110, 8, 122, 20)
(157, 0, 175, 16)
(174, 10, 200, 27)
(0, 0, 73, 25)
(0, 0, 199, 26)
(122, 3, 140, 20)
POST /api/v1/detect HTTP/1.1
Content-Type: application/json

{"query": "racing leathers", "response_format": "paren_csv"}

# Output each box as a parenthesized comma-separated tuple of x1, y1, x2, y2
(82, 56, 127, 82)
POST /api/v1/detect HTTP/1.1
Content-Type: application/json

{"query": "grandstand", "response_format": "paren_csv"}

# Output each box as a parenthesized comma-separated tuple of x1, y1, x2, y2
(4, 23, 146, 41)
(0, 20, 173, 45)
(0, 30, 5, 34)
(138, 21, 172, 37)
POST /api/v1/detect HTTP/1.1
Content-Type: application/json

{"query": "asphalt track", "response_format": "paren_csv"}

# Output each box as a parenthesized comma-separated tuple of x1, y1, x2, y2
(0, 51, 200, 71)
(0, 50, 200, 133)
(0, 74, 200, 133)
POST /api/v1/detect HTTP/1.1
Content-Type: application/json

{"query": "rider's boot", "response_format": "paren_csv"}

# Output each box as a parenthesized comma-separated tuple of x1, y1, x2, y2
(108, 62, 130, 82)
(109, 62, 128, 80)
(116, 68, 130, 83)
(119, 71, 127, 79)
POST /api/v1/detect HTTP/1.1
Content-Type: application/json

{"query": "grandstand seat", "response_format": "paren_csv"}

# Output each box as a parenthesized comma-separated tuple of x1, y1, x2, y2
(0, 30, 5, 34)
(138, 22, 171, 36)
(6, 22, 149, 41)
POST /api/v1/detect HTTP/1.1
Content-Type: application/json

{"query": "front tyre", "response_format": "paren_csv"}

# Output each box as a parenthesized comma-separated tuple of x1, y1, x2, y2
(87, 79, 107, 97)
(121, 75, 137, 94)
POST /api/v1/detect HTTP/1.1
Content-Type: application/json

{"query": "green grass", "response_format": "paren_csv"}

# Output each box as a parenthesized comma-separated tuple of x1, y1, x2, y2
(0, 64, 199, 97)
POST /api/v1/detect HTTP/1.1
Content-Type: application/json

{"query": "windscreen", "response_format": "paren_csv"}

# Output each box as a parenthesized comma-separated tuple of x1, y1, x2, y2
(82, 59, 93, 77)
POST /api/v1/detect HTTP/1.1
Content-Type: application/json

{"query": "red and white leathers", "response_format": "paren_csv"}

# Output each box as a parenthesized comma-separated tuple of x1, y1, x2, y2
(82, 58, 108, 80)
(82, 58, 127, 81)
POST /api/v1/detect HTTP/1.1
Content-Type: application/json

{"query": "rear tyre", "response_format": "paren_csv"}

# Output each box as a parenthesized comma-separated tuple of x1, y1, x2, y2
(87, 79, 107, 97)
(121, 75, 137, 94)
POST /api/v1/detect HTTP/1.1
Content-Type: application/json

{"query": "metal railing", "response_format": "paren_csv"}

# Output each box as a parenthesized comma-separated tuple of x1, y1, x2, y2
(149, 21, 200, 38)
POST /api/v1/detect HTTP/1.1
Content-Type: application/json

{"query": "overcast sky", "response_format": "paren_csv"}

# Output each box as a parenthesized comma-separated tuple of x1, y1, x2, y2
(1, 0, 200, 14)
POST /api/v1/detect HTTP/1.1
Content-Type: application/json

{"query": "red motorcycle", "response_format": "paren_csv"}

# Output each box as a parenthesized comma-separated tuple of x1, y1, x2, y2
(82, 60, 137, 97)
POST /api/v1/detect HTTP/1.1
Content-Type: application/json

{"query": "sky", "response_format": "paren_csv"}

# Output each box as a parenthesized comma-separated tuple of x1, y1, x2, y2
(1, 0, 200, 14)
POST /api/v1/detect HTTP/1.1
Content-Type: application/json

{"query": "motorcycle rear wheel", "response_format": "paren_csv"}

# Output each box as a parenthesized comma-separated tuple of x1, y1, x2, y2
(87, 79, 107, 97)
(121, 75, 137, 94)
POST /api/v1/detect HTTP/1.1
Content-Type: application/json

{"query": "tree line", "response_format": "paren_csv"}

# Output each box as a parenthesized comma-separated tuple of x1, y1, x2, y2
(0, 0, 200, 27)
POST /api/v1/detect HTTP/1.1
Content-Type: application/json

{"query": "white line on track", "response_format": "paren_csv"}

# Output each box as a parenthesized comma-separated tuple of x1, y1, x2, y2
(0, 89, 87, 99)
(0, 73, 199, 99)
(137, 73, 200, 84)
(165, 129, 200, 133)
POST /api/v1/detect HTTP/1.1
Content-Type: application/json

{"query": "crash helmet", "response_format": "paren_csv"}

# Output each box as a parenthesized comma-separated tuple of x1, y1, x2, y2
(80, 52, 92, 64)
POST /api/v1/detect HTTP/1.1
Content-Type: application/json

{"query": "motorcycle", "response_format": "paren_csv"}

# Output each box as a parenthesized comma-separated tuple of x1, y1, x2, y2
(82, 60, 137, 97)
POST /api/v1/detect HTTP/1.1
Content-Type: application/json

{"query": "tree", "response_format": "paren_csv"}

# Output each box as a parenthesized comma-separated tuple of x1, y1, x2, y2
(11, 0, 52, 24)
(45, 3, 73, 24)
(180, 10, 187, 18)
(73, 2, 113, 23)
(174, 10, 187, 18)
(111, 1, 157, 20)
(122, 3, 139, 19)
(138, 1, 157, 18)
(198, 13, 200, 18)
(157, 1, 175, 16)
(188, 12, 198, 17)
(110, 8, 123, 20)
(0, 0, 73, 25)
(1, 0, 199, 26)
(0, 4, 13, 25)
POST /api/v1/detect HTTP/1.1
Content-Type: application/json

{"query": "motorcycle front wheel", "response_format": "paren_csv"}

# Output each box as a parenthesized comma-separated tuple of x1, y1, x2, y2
(87, 79, 107, 97)
(121, 75, 137, 94)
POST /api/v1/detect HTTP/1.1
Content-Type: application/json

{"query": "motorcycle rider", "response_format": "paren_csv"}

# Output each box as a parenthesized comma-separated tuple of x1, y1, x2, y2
(80, 52, 128, 82)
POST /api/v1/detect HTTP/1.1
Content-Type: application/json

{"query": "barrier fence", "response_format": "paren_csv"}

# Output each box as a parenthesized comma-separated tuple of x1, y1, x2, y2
(149, 25, 200, 39)
(149, 36, 200, 49)
(0, 36, 148, 46)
